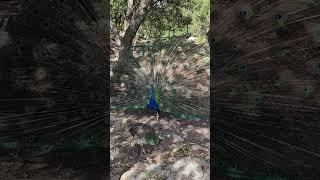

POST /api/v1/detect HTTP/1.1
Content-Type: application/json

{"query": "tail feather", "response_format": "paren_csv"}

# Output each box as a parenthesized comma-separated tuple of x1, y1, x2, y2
(0, 0, 108, 145)
(111, 39, 210, 121)
(213, 0, 320, 177)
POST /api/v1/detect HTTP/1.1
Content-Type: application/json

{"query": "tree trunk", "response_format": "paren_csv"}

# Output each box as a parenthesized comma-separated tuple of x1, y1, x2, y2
(116, 0, 153, 71)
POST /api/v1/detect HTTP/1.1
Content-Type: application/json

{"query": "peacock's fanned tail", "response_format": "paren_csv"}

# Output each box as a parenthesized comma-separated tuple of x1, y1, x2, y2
(213, 0, 320, 178)
(111, 39, 210, 121)
(0, 0, 108, 149)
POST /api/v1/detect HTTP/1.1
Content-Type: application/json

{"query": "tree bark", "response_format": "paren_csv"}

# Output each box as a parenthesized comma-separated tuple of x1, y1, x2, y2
(116, 0, 153, 70)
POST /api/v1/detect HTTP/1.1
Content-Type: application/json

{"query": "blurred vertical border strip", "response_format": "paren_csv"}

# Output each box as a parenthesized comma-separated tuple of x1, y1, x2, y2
(0, 0, 21, 17)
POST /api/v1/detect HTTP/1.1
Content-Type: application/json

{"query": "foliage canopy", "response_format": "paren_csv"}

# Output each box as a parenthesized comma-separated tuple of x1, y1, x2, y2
(110, 0, 209, 40)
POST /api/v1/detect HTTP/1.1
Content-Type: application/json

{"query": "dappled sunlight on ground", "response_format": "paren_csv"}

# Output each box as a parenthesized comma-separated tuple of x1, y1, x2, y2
(110, 110, 210, 179)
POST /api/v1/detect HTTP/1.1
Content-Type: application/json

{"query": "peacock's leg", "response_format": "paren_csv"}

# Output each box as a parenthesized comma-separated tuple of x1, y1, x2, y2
(156, 111, 161, 130)
(156, 111, 159, 125)
(156, 111, 164, 139)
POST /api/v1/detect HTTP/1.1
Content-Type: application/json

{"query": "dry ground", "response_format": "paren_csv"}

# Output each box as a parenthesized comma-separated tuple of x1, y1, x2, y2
(110, 110, 210, 179)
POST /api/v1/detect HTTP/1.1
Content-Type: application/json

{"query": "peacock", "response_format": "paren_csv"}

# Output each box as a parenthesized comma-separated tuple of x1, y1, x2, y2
(0, 0, 108, 156)
(212, 0, 320, 178)
(111, 38, 210, 150)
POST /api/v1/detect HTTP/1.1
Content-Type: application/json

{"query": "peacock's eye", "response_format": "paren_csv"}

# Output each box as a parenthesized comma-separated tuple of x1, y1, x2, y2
(313, 30, 320, 42)
(218, 161, 224, 167)
(239, 10, 247, 17)
(274, 14, 282, 20)
(232, 44, 237, 49)
(314, 63, 320, 73)
(238, 64, 247, 71)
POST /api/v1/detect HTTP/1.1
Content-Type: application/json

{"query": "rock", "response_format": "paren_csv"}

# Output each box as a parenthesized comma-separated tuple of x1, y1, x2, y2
(195, 128, 210, 139)
(166, 174, 175, 180)
(172, 134, 184, 143)
(171, 144, 180, 153)
(187, 36, 198, 43)
(145, 163, 162, 176)
(177, 47, 183, 52)
(119, 141, 129, 146)
(110, 147, 119, 161)
(154, 153, 164, 164)
(202, 171, 210, 180)
(199, 160, 210, 168)
(120, 163, 146, 180)
(170, 158, 204, 180)
(120, 163, 162, 180)
(176, 163, 204, 180)
(191, 145, 202, 151)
